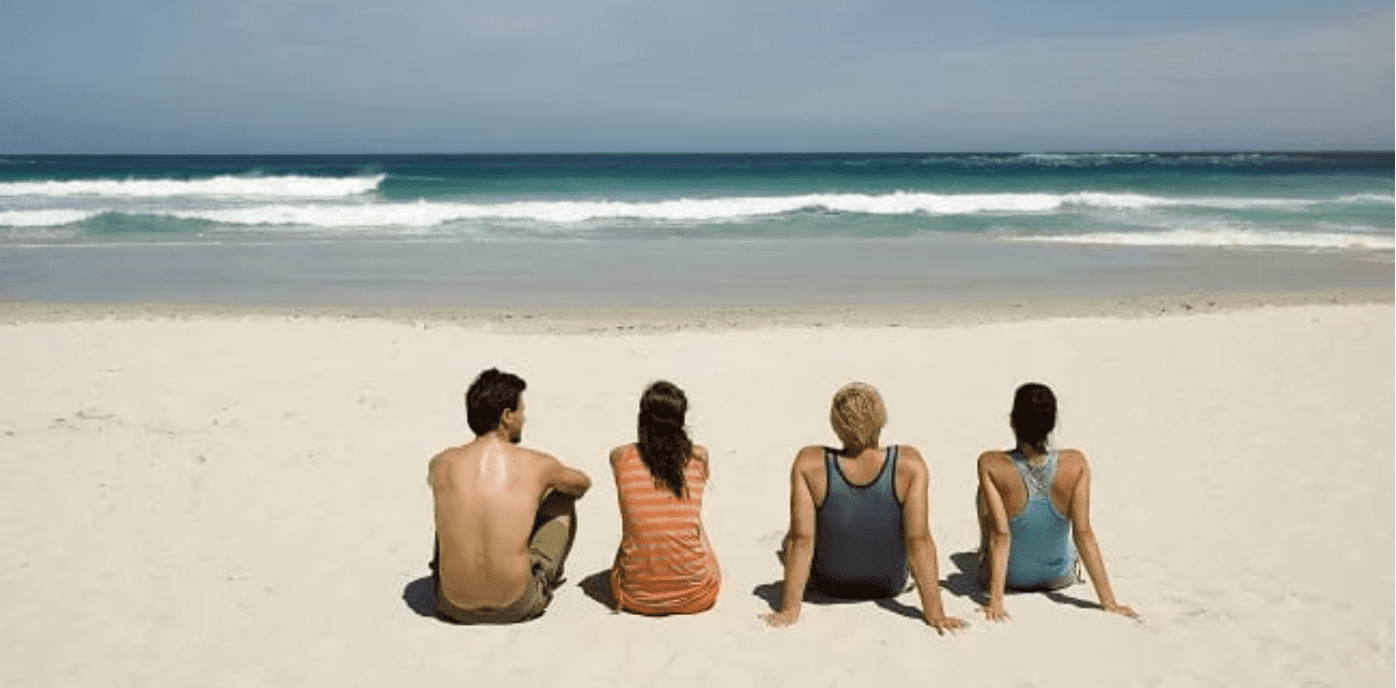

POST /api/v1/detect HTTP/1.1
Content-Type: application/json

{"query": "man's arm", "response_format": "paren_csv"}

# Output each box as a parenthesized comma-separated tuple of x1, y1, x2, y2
(1067, 452, 1137, 619)
(900, 448, 967, 634)
(544, 454, 592, 498)
(762, 449, 817, 628)
(977, 453, 1013, 621)
(426, 450, 448, 489)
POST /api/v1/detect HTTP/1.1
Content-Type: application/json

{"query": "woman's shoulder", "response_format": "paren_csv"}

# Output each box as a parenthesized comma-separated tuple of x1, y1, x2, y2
(609, 443, 638, 466)
(1054, 448, 1089, 477)
(1055, 447, 1087, 465)
(688, 444, 711, 475)
(976, 448, 1014, 467)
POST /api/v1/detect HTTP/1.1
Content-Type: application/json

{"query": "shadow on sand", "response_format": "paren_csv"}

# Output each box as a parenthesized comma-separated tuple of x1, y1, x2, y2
(402, 575, 437, 618)
(942, 549, 1102, 610)
(577, 569, 617, 611)
(751, 543, 928, 623)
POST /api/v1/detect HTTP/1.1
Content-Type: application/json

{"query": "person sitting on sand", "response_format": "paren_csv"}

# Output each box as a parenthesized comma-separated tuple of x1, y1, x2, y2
(428, 368, 592, 624)
(609, 381, 721, 615)
(763, 382, 965, 633)
(976, 382, 1136, 621)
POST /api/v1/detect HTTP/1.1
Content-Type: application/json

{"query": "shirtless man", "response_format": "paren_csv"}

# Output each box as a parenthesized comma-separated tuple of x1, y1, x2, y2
(428, 368, 592, 624)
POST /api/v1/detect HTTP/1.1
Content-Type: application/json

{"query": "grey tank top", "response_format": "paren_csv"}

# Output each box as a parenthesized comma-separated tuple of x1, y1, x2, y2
(811, 446, 909, 599)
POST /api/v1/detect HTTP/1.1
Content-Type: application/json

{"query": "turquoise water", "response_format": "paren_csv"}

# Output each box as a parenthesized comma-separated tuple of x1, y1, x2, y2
(0, 153, 1390, 306)
(1, 153, 1391, 248)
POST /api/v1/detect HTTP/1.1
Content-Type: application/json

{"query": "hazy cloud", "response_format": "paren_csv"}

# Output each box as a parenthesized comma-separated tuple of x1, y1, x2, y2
(1, 0, 1390, 151)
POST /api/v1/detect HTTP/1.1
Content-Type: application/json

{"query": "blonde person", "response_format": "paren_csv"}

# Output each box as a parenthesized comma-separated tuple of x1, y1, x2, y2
(976, 382, 1137, 621)
(763, 382, 965, 633)
(608, 381, 721, 615)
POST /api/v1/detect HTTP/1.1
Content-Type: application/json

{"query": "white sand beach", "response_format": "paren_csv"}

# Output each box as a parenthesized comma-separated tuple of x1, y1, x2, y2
(0, 297, 1390, 687)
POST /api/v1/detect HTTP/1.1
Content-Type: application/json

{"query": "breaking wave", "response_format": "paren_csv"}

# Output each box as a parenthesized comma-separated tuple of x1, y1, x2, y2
(1, 190, 1386, 228)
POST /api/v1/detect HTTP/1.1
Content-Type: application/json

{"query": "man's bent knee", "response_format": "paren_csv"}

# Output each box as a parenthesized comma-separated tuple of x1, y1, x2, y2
(537, 490, 577, 523)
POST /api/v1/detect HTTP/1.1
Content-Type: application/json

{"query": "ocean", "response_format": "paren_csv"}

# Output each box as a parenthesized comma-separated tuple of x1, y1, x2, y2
(0, 153, 1391, 307)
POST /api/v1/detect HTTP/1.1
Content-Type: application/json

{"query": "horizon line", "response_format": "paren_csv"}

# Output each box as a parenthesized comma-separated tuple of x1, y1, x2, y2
(3, 149, 1393, 157)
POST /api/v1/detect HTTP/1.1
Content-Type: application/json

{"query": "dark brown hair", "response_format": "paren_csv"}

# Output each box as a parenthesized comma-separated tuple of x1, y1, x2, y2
(465, 368, 526, 436)
(1010, 382, 1057, 452)
(636, 381, 693, 499)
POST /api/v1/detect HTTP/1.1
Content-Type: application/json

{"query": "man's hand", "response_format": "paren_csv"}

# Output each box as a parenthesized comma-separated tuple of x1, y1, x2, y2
(979, 600, 1010, 622)
(926, 614, 968, 634)
(761, 608, 800, 628)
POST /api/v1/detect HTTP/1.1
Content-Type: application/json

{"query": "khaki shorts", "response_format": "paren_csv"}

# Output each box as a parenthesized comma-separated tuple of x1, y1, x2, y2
(432, 492, 575, 624)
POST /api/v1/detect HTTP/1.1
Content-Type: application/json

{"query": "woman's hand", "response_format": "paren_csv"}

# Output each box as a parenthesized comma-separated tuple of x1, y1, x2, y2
(927, 614, 968, 634)
(980, 600, 1010, 622)
(1103, 601, 1139, 619)
(761, 608, 800, 628)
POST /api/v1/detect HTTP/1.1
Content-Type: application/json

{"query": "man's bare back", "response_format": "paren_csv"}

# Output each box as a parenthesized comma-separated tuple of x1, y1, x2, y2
(428, 379, 591, 617)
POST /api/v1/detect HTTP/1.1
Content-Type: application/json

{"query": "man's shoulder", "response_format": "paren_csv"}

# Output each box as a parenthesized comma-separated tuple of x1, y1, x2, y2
(429, 444, 466, 470)
(512, 444, 561, 470)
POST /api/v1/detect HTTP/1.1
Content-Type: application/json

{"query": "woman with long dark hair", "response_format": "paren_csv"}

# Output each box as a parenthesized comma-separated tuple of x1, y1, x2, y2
(608, 380, 720, 614)
(976, 382, 1136, 621)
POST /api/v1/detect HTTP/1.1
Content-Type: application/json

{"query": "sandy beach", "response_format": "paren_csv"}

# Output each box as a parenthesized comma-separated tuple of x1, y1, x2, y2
(0, 293, 1390, 687)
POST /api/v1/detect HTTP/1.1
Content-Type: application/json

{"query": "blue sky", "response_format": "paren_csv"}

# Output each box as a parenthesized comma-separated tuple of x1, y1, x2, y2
(2, 0, 1391, 153)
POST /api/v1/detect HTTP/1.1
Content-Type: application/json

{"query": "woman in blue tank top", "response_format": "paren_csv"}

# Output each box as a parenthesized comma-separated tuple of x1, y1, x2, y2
(975, 383, 1137, 621)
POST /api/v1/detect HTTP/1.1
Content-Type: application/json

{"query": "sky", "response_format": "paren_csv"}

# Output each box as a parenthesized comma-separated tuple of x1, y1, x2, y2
(1, 0, 1392, 153)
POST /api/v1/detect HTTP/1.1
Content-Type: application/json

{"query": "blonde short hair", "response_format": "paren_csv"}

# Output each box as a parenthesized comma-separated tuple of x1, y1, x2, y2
(830, 382, 887, 449)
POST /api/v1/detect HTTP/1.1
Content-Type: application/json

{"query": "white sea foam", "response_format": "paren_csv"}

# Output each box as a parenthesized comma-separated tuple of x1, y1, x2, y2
(1, 190, 1386, 230)
(157, 194, 1057, 226)
(1018, 229, 1395, 250)
(134, 191, 1358, 227)
(1332, 193, 1396, 204)
(0, 209, 103, 227)
(0, 175, 384, 198)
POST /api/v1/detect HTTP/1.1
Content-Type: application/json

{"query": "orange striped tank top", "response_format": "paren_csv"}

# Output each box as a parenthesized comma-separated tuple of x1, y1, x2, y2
(609, 444, 720, 615)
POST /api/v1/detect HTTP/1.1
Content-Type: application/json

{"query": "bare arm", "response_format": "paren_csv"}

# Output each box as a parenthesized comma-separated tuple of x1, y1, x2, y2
(1068, 455, 1137, 618)
(693, 447, 717, 560)
(762, 451, 817, 628)
(546, 455, 592, 498)
(977, 453, 1013, 621)
(900, 449, 967, 634)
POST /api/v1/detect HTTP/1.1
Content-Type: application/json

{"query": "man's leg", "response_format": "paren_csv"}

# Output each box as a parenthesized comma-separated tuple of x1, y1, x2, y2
(529, 490, 578, 589)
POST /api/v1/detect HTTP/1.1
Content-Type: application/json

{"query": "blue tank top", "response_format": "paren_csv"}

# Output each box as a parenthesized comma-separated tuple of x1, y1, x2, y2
(811, 446, 908, 599)
(1005, 448, 1076, 590)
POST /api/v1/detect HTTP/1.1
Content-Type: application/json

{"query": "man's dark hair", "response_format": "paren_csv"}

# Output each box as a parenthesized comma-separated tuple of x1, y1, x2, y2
(1010, 382, 1057, 452)
(466, 368, 526, 436)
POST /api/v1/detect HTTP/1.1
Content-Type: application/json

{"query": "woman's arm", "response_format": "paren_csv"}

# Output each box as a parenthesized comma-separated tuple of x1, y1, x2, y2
(693, 446, 719, 566)
(1067, 453, 1137, 618)
(762, 450, 818, 627)
(900, 448, 967, 633)
(977, 453, 1013, 621)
